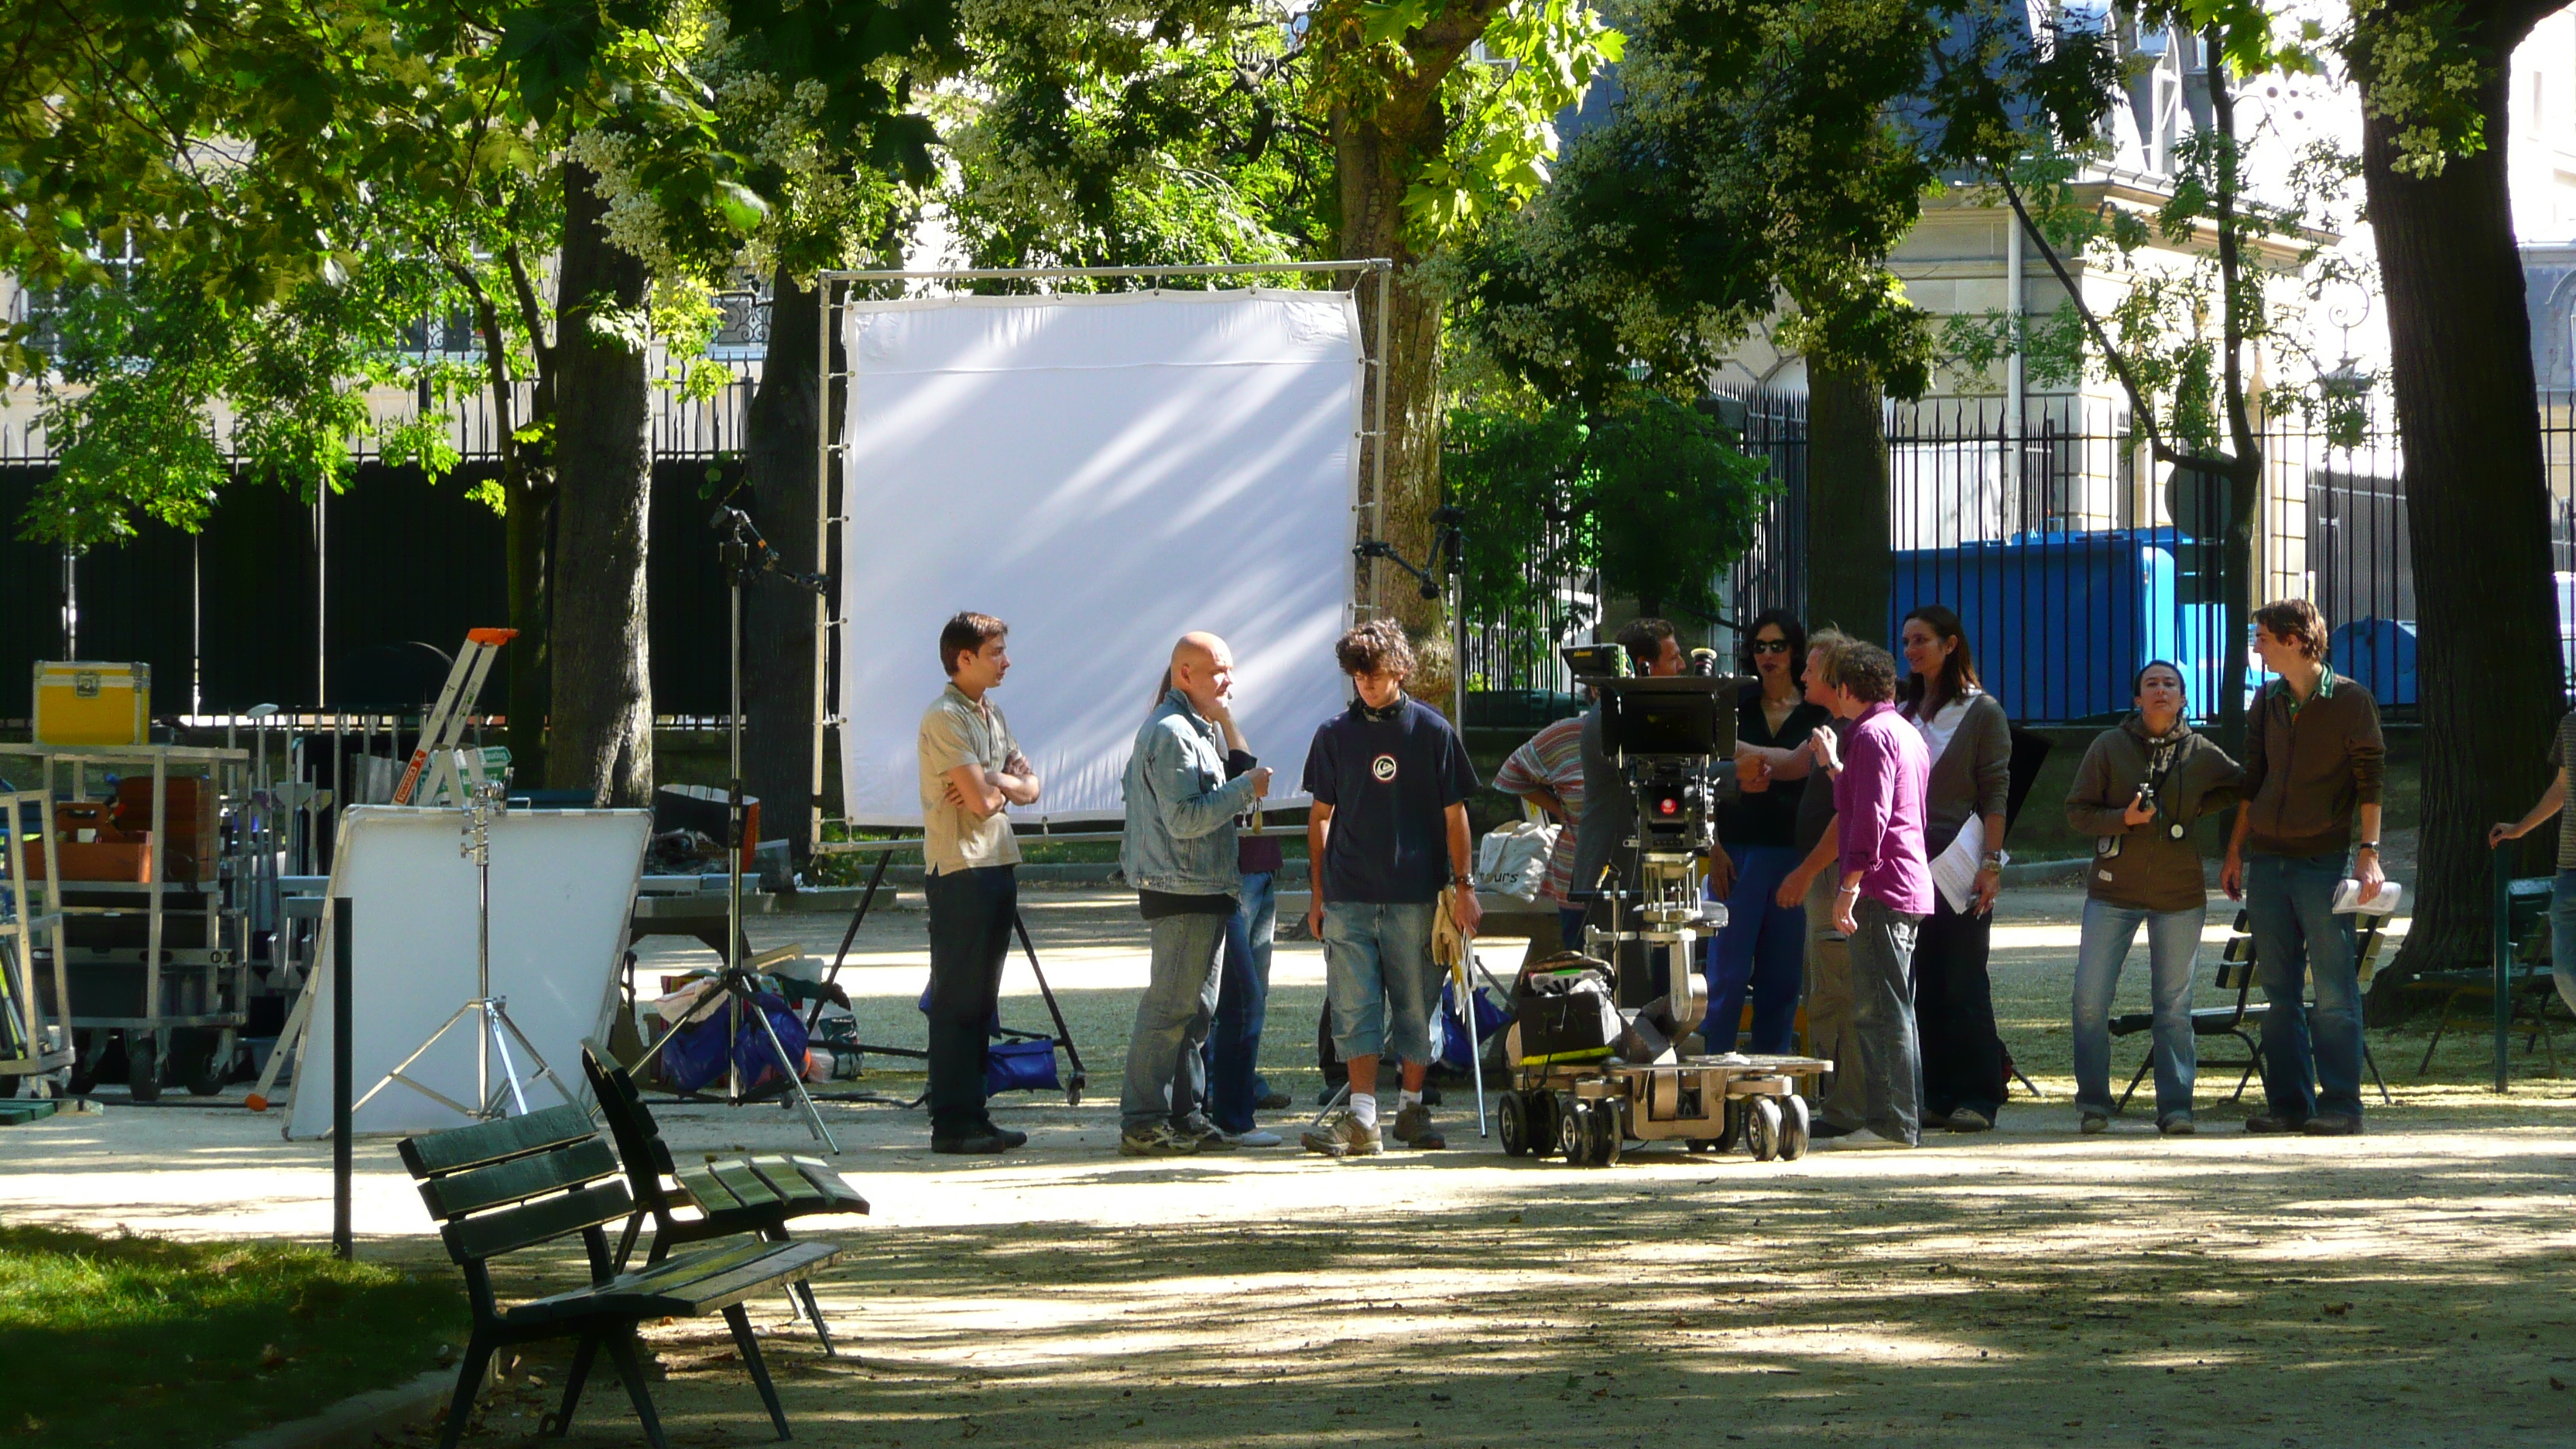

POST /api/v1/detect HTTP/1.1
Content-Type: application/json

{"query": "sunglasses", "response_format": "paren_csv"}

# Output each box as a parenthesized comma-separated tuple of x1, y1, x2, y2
(1749, 639, 1793, 654)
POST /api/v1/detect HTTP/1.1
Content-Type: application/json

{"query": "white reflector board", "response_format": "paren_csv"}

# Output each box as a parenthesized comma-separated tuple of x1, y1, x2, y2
(838, 289, 1361, 824)
(286, 806, 650, 1139)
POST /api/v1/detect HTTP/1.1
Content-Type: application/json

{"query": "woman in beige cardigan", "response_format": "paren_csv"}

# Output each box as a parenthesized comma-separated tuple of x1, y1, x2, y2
(1897, 605, 2013, 1131)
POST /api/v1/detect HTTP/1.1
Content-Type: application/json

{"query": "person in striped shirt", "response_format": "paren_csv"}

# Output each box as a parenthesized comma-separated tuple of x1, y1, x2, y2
(1495, 713, 1590, 952)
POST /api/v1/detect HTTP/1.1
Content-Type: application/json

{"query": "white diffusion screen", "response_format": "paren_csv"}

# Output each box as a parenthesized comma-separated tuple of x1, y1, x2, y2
(286, 807, 649, 1139)
(837, 289, 1362, 825)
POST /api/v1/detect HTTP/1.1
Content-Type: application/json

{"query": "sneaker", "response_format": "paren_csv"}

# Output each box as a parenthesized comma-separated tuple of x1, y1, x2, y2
(1175, 1117, 1237, 1152)
(1119, 1124, 1203, 1157)
(1945, 1107, 1993, 1133)
(933, 1129, 1023, 1155)
(2078, 1112, 2109, 1135)
(2243, 1114, 2307, 1134)
(984, 1124, 1029, 1149)
(1807, 1119, 1858, 1140)
(2300, 1113, 2362, 1137)
(1255, 1077, 1291, 1112)
(1220, 1127, 1283, 1147)
(1391, 1102, 1447, 1150)
(1824, 1127, 1912, 1149)
(2158, 1114, 2195, 1136)
(1301, 1106, 1382, 1158)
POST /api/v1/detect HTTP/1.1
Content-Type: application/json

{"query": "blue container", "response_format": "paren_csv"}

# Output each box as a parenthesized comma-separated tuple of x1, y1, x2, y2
(1889, 527, 2229, 723)
(2329, 617, 2417, 706)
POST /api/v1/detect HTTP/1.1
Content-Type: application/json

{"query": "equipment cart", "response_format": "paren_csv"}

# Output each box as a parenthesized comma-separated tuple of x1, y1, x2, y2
(1497, 1051, 1834, 1165)
(0, 743, 254, 1101)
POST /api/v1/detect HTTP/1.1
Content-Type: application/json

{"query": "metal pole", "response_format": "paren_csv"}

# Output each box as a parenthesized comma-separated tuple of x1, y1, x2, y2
(331, 896, 354, 1261)
(2494, 841, 2512, 1094)
(729, 570, 745, 1103)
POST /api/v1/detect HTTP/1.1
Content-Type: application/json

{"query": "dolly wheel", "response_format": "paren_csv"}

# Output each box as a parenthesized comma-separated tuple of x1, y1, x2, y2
(1592, 1105, 1622, 1167)
(1777, 1095, 1811, 1160)
(1714, 1097, 1745, 1153)
(1747, 1097, 1783, 1162)
(1499, 1091, 1530, 1157)
(1529, 1091, 1561, 1160)
(1561, 1101, 1595, 1165)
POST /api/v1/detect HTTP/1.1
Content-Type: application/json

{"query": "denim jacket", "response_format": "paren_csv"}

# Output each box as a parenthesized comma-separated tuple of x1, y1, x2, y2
(1121, 690, 1261, 896)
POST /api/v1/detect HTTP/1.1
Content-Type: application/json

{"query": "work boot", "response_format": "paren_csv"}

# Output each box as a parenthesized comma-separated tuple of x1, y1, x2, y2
(2243, 1114, 2307, 1134)
(2300, 1113, 2362, 1137)
(1391, 1102, 1447, 1149)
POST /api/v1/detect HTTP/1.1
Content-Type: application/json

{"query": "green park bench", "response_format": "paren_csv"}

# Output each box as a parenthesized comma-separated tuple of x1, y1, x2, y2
(581, 1038, 869, 1355)
(2402, 873, 2561, 1074)
(399, 1103, 841, 1449)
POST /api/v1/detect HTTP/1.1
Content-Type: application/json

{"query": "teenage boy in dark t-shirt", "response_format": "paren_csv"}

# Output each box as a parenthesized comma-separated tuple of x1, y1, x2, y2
(1300, 620, 1482, 1157)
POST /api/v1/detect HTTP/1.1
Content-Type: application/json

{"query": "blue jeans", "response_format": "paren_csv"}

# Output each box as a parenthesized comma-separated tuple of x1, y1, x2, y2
(2071, 899, 2204, 1119)
(1703, 845, 1805, 1054)
(1119, 910, 1231, 1133)
(2552, 871, 2576, 1018)
(2245, 852, 2364, 1120)
(1197, 871, 1276, 1132)
(1321, 900, 1440, 1065)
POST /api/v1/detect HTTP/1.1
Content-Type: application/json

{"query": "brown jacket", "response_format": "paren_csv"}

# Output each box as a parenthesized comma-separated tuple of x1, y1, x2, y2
(2066, 714, 2242, 913)
(2237, 672, 2386, 858)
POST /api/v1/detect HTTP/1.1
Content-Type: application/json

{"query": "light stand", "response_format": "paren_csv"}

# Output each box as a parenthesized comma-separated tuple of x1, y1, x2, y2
(354, 769, 577, 1119)
(620, 505, 839, 1150)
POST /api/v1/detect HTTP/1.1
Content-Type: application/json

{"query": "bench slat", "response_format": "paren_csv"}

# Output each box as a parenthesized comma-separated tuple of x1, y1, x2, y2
(501, 1240, 841, 1325)
(708, 1161, 783, 1211)
(676, 1163, 745, 1213)
(442, 1180, 633, 1263)
(420, 1138, 620, 1221)
(764, 1156, 869, 1214)
(400, 1104, 598, 1180)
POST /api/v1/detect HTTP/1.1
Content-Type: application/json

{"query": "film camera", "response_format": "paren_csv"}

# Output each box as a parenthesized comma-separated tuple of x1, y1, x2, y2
(1560, 646, 1746, 1050)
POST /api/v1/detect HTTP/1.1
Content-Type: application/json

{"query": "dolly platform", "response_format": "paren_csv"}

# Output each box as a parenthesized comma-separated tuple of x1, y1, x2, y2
(1497, 1052, 1834, 1165)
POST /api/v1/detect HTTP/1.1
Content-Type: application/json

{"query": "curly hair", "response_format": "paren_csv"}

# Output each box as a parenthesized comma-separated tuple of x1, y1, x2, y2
(1824, 639, 1899, 704)
(2252, 599, 2329, 660)
(1334, 618, 1416, 678)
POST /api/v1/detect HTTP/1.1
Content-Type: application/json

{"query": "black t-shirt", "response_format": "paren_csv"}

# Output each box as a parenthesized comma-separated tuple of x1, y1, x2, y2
(1719, 683, 1831, 851)
(1302, 696, 1479, 904)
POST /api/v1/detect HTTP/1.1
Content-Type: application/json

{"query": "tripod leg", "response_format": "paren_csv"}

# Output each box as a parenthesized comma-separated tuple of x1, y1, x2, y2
(745, 989, 840, 1153)
(1011, 913, 1086, 1081)
(807, 851, 892, 1031)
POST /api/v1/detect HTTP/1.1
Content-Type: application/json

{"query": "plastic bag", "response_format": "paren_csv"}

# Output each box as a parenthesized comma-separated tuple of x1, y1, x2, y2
(1474, 820, 1558, 902)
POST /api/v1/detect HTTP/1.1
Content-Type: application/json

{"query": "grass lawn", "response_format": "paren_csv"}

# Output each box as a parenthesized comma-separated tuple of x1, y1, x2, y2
(0, 1225, 468, 1449)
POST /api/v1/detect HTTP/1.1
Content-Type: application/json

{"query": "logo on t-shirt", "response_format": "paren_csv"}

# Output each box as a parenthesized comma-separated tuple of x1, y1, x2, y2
(1370, 753, 1399, 783)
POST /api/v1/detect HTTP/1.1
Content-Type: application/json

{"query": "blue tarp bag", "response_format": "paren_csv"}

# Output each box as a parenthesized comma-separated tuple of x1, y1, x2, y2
(1437, 980, 1509, 1072)
(917, 980, 1064, 1095)
(664, 990, 808, 1095)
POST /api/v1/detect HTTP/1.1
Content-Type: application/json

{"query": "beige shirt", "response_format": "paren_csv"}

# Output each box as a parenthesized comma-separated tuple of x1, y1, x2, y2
(918, 683, 1023, 875)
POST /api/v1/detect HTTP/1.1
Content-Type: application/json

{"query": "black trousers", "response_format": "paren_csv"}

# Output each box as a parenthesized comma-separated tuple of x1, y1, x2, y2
(1913, 896, 2008, 1119)
(924, 865, 1016, 1137)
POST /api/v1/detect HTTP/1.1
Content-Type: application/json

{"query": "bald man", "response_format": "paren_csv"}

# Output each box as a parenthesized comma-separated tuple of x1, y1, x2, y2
(1116, 633, 1276, 1156)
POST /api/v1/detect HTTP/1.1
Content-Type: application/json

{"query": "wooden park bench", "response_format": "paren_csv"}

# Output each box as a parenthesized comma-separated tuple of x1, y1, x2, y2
(399, 1104, 841, 1449)
(2113, 906, 2393, 1111)
(582, 1039, 869, 1355)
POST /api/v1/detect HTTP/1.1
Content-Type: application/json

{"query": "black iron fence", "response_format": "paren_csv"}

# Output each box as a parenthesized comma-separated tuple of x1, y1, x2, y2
(1468, 387, 2576, 725)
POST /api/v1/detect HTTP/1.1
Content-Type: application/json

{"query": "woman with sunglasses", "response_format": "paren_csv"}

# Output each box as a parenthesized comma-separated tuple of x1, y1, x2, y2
(1706, 610, 1833, 1053)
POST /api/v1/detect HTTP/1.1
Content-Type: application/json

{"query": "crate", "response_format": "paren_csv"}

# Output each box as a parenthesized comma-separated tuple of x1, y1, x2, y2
(32, 662, 150, 745)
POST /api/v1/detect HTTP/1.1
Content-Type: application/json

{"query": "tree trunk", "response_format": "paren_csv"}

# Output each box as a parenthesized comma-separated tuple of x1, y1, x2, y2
(546, 159, 656, 807)
(1335, 109, 1452, 714)
(742, 265, 824, 862)
(1804, 360, 1891, 645)
(503, 472, 554, 782)
(2359, 20, 2567, 1001)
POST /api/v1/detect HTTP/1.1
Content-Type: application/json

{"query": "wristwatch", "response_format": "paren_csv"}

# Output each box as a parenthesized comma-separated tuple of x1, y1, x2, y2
(2356, 841, 2380, 854)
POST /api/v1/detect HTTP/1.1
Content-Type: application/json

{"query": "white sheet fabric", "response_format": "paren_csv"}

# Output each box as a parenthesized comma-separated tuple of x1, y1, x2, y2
(286, 807, 648, 1139)
(838, 289, 1362, 824)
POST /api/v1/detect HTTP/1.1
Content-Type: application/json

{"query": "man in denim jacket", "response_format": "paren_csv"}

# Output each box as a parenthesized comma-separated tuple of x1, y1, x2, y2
(1117, 632, 1274, 1156)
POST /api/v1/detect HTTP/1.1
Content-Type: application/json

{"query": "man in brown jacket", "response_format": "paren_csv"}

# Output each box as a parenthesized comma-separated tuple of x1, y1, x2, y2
(2221, 599, 2386, 1136)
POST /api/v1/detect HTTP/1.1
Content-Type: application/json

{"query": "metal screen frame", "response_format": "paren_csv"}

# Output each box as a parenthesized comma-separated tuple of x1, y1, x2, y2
(807, 260, 1392, 853)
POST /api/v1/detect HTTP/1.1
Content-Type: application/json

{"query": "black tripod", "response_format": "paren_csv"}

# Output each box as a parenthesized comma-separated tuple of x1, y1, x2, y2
(629, 506, 838, 1149)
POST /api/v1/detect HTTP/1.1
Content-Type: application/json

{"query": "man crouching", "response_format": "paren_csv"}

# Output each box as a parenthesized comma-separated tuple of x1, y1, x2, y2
(1118, 632, 1274, 1156)
(1301, 621, 1482, 1157)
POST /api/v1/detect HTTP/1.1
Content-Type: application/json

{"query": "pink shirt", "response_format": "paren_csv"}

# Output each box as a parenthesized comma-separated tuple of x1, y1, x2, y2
(1834, 701, 1934, 916)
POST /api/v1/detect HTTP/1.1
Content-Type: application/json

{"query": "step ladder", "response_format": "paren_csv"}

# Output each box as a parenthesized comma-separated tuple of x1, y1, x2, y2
(392, 629, 516, 807)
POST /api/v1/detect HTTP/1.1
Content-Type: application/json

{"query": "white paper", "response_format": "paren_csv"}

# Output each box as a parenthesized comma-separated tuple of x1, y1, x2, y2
(2332, 877, 2403, 916)
(1931, 814, 1986, 916)
(837, 289, 1362, 824)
